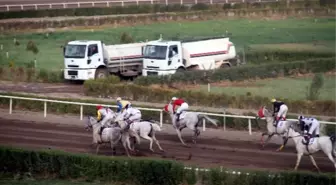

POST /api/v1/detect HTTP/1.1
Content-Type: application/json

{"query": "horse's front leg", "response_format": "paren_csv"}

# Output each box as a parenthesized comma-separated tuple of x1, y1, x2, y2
(96, 144, 101, 154)
(276, 136, 288, 152)
(260, 132, 268, 146)
(261, 133, 274, 149)
(175, 128, 187, 146)
(192, 128, 200, 144)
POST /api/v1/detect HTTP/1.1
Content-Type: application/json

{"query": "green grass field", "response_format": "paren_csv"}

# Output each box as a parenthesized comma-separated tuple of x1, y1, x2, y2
(0, 17, 335, 70)
(0, 179, 116, 185)
(194, 75, 336, 101)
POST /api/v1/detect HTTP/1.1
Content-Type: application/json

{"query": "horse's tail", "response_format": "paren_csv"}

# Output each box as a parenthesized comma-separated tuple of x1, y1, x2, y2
(330, 135, 336, 158)
(198, 114, 218, 127)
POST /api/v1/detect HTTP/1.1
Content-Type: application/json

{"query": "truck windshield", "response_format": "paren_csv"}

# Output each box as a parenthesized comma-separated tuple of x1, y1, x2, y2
(143, 45, 167, 60)
(64, 44, 87, 58)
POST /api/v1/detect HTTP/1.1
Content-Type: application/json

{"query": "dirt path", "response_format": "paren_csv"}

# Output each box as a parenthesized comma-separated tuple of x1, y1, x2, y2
(0, 110, 334, 173)
(0, 80, 335, 120)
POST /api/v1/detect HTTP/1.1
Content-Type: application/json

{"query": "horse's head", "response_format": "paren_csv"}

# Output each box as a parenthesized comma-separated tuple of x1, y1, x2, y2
(85, 116, 97, 131)
(114, 112, 126, 128)
(163, 103, 173, 114)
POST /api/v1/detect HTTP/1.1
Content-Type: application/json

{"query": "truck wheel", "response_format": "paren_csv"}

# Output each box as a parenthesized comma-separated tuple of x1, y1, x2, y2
(95, 68, 108, 79)
(176, 67, 185, 73)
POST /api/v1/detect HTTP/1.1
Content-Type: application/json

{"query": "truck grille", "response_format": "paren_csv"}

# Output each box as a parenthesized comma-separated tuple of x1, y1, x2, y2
(68, 71, 78, 76)
(68, 65, 79, 68)
(147, 71, 158, 76)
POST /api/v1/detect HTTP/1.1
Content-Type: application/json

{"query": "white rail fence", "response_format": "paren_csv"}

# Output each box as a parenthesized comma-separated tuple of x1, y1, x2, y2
(0, 0, 303, 12)
(1, 95, 335, 135)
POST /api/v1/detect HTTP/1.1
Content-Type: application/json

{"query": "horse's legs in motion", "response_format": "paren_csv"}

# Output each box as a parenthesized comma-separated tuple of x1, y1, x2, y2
(175, 128, 187, 146)
(121, 139, 131, 157)
(276, 136, 289, 152)
(152, 133, 164, 151)
(141, 134, 154, 152)
(261, 133, 274, 149)
(294, 153, 303, 171)
(309, 155, 321, 173)
(192, 127, 200, 144)
(96, 144, 101, 154)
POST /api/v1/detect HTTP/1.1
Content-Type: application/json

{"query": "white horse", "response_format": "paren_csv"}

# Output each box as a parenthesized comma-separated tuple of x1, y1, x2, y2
(257, 106, 298, 151)
(164, 103, 218, 146)
(85, 116, 138, 157)
(114, 112, 164, 152)
(284, 123, 336, 172)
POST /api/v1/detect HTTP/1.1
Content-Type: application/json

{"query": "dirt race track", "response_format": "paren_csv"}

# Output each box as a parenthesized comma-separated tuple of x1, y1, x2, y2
(0, 113, 335, 173)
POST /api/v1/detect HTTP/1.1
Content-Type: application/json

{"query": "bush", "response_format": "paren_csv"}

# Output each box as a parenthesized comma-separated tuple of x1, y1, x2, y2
(306, 73, 324, 100)
(134, 58, 336, 86)
(0, 146, 335, 185)
(0, 67, 63, 83)
(0, 146, 184, 185)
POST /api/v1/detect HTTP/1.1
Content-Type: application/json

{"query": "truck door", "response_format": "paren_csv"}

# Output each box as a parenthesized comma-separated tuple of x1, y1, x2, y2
(87, 44, 103, 68)
(168, 45, 183, 69)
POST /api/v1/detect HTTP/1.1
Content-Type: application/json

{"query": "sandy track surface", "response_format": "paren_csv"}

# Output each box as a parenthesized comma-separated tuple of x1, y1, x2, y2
(0, 109, 335, 173)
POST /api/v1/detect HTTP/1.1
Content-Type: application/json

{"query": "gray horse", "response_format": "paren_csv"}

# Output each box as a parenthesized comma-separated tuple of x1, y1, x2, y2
(257, 106, 298, 151)
(85, 116, 139, 157)
(164, 103, 218, 146)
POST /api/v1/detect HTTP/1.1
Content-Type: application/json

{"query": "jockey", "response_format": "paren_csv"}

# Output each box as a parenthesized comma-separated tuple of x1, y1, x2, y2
(116, 97, 130, 113)
(96, 105, 114, 142)
(271, 98, 288, 125)
(123, 102, 141, 127)
(171, 97, 189, 122)
(298, 115, 320, 142)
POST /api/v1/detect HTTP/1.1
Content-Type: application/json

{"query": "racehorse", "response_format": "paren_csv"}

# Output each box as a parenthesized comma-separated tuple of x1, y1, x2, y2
(257, 106, 298, 151)
(164, 103, 218, 146)
(284, 123, 336, 172)
(85, 116, 136, 157)
(114, 112, 164, 152)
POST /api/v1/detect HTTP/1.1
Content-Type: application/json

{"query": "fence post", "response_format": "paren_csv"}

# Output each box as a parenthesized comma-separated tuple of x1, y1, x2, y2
(210, 0, 213, 5)
(203, 119, 206, 131)
(223, 111, 226, 131)
(106, 1, 109, 7)
(195, 0, 197, 4)
(44, 101, 47, 118)
(160, 111, 163, 127)
(80, 105, 83, 120)
(6, 5, 9, 11)
(180, 0, 183, 5)
(35, 4, 38, 10)
(248, 119, 252, 135)
(9, 98, 12, 114)
(21, 5, 23, 10)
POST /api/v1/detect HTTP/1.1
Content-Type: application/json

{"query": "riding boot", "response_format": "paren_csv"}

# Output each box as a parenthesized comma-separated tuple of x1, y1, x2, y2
(99, 126, 105, 135)
(176, 113, 181, 122)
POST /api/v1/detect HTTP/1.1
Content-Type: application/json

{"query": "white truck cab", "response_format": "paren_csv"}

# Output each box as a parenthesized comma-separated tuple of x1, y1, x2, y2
(63, 40, 145, 81)
(63, 40, 105, 80)
(142, 37, 237, 76)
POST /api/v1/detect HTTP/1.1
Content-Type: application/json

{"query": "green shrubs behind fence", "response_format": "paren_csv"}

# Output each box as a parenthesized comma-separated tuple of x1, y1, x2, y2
(134, 58, 336, 86)
(0, 146, 335, 185)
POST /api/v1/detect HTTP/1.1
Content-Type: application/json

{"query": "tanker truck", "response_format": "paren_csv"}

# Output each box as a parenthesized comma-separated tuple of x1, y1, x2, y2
(142, 37, 238, 76)
(63, 40, 147, 81)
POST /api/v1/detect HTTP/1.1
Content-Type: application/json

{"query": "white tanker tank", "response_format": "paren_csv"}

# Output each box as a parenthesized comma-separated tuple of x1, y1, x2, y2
(142, 37, 237, 76)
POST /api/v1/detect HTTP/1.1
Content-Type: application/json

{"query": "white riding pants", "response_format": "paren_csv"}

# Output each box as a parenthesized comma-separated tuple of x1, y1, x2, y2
(128, 113, 142, 123)
(100, 114, 114, 127)
(176, 102, 189, 114)
(277, 104, 288, 119)
(308, 120, 320, 136)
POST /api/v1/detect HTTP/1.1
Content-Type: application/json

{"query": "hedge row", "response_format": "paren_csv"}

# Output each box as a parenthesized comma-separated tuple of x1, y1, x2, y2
(134, 58, 336, 85)
(1, 146, 335, 185)
(0, 1, 326, 20)
(1, 8, 334, 31)
(245, 51, 335, 65)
